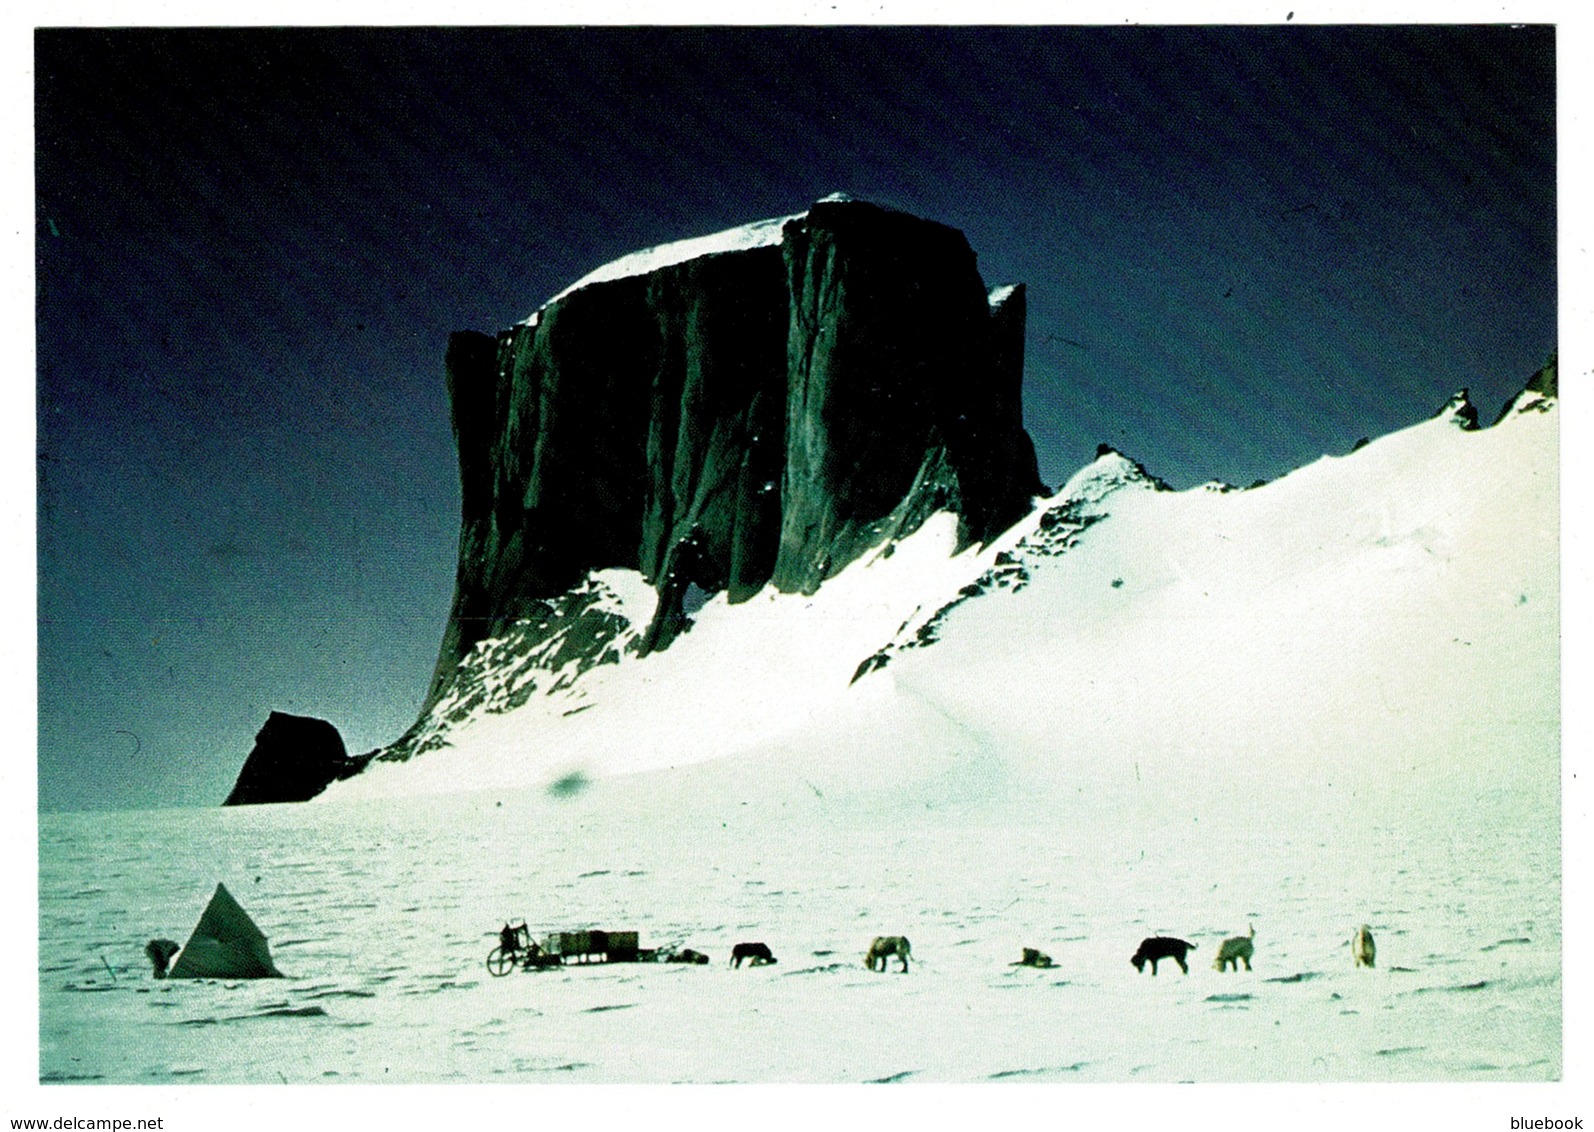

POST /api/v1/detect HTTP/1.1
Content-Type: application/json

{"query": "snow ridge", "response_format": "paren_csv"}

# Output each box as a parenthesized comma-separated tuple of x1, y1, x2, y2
(1057, 447, 1173, 506)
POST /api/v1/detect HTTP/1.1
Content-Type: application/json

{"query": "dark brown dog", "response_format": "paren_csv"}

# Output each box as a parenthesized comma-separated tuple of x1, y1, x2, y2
(1131, 936, 1196, 975)
(729, 942, 777, 968)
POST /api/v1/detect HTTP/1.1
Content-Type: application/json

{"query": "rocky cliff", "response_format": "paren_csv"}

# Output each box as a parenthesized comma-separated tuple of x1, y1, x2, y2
(392, 197, 1042, 760)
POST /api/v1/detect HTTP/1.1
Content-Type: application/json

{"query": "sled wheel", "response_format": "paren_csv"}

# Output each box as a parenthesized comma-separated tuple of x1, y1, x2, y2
(486, 946, 517, 977)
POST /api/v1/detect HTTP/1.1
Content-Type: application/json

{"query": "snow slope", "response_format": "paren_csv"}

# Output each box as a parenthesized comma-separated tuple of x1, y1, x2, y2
(334, 387, 1557, 816)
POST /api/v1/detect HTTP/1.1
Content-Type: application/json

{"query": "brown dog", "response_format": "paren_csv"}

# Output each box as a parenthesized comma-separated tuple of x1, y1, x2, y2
(1213, 925, 1255, 972)
(865, 936, 911, 972)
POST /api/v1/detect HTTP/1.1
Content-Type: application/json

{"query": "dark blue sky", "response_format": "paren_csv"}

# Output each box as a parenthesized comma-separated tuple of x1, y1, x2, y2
(35, 25, 1556, 811)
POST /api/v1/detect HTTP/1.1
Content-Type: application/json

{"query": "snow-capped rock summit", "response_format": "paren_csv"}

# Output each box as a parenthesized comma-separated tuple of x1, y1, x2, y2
(384, 197, 1042, 763)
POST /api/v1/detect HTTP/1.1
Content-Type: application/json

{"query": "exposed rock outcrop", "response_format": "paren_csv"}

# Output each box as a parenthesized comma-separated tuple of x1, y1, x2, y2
(1494, 349, 1558, 423)
(223, 711, 373, 805)
(1525, 349, 1558, 399)
(403, 198, 1043, 746)
(1435, 389, 1482, 431)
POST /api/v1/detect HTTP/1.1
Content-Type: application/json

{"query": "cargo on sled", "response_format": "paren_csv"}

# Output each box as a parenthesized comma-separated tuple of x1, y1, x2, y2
(486, 923, 655, 975)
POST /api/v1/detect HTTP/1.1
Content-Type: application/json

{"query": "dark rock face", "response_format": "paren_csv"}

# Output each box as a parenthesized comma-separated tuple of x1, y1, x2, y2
(415, 197, 1043, 728)
(773, 200, 1039, 592)
(430, 245, 790, 701)
(223, 711, 373, 805)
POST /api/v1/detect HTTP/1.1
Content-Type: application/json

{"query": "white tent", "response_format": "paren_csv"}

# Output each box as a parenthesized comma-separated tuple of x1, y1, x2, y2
(166, 883, 284, 979)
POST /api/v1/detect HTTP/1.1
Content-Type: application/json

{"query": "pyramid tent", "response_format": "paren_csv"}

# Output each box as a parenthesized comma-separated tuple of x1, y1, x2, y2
(167, 883, 284, 979)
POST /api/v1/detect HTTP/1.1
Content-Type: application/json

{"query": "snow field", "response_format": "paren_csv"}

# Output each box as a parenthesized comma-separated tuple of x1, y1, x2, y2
(40, 716, 1559, 1085)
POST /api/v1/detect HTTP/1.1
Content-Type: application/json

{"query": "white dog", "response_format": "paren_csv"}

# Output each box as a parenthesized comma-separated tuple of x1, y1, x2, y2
(1351, 924, 1376, 968)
